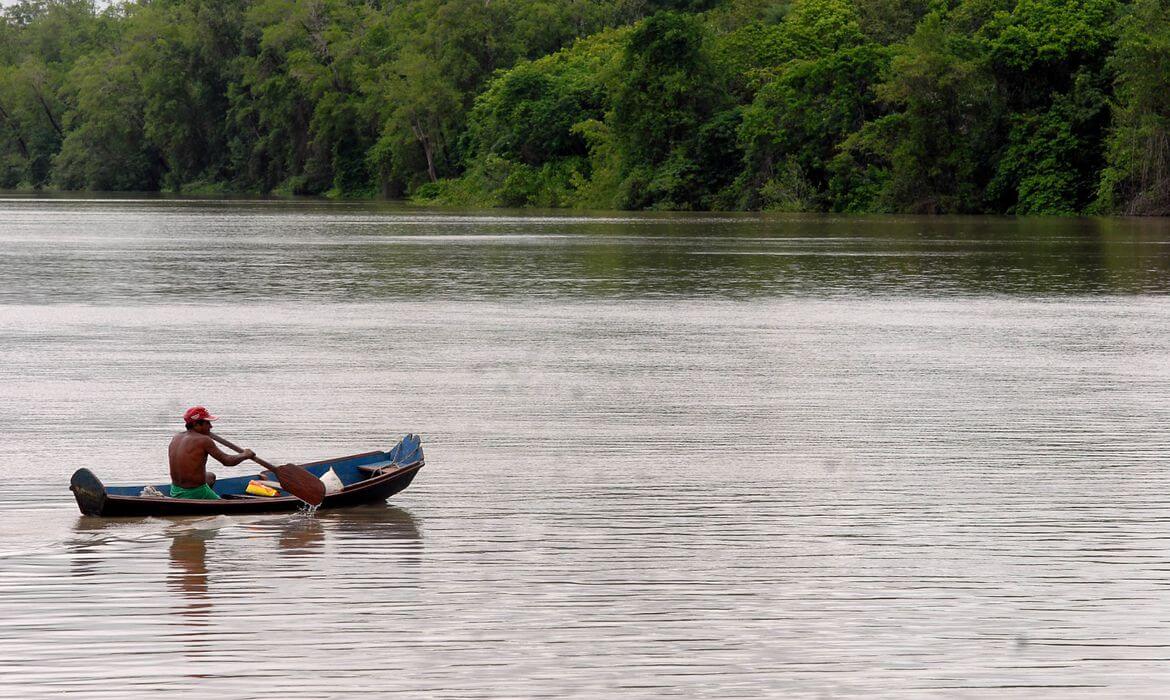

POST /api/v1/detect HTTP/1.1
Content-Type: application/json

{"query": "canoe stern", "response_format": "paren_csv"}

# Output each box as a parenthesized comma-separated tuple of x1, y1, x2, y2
(69, 468, 109, 516)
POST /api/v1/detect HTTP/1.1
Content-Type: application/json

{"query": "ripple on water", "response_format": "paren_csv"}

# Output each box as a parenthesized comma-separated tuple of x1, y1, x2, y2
(2, 202, 1170, 696)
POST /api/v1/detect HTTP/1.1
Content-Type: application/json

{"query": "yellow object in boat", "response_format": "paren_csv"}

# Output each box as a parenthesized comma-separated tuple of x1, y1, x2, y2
(246, 480, 279, 497)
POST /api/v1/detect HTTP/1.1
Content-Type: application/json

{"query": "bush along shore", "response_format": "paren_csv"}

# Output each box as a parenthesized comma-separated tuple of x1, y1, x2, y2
(3, 0, 1169, 214)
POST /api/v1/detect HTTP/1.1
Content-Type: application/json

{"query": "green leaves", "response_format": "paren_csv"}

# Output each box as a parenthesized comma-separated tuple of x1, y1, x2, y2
(0, 0, 1166, 214)
(1097, 0, 1170, 214)
(608, 11, 736, 207)
(739, 43, 889, 210)
(53, 49, 163, 190)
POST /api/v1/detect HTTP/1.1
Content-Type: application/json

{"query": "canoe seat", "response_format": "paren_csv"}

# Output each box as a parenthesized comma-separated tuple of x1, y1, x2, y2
(357, 460, 397, 476)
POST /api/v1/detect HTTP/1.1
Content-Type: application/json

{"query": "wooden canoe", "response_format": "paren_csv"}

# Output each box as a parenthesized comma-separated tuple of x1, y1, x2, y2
(70, 434, 424, 517)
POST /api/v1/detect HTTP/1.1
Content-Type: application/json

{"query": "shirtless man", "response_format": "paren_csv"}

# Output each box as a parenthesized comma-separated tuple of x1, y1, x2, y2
(168, 406, 256, 499)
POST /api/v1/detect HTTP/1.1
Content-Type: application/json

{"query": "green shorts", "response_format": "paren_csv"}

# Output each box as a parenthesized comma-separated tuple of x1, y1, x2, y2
(169, 483, 221, 500)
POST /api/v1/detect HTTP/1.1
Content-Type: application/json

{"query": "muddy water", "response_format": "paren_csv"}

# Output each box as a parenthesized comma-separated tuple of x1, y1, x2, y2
(2, 198, 1170, 697)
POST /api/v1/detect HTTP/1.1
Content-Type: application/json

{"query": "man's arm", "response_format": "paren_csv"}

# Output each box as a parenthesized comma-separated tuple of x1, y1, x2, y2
(204, 437, 255, 467)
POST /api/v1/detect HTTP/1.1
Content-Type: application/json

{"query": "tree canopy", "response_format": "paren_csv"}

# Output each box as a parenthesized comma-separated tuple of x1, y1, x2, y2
(2, 0, 1169, 214)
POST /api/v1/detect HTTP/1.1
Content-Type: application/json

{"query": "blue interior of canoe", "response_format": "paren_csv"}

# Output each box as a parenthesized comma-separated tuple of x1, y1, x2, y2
(103, 435, 422, 498)
(103, 453, 389, 497)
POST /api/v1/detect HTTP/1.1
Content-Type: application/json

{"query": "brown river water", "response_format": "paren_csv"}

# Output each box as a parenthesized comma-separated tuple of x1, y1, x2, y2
(1, 197, 1170, 697)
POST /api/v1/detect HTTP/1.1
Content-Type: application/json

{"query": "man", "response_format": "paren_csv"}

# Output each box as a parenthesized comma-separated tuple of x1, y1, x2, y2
(168, 406, 256, 500)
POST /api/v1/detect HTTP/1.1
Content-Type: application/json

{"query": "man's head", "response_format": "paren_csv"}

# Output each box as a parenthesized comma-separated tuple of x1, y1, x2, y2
(183, 406, 218, 432)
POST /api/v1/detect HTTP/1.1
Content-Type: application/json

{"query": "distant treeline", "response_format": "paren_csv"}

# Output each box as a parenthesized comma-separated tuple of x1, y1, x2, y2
(2, 0, 1169, 214)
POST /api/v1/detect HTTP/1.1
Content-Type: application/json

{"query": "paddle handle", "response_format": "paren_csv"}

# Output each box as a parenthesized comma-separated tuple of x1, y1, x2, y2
(209, 432, 276, 471)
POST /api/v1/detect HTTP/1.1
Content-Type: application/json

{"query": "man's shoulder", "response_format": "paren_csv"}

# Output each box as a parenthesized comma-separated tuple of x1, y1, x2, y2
(173, 431, 213, 446)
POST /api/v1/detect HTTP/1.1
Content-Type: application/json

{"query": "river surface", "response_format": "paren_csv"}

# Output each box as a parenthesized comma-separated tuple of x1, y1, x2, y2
(1, 196, 1170, 698)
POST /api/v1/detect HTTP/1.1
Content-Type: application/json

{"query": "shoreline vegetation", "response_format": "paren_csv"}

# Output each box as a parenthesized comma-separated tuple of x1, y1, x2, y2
(2, 0, 1169, 216)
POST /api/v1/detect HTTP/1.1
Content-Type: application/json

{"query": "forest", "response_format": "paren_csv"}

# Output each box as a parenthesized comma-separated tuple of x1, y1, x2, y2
(1, 0, 1169, 214)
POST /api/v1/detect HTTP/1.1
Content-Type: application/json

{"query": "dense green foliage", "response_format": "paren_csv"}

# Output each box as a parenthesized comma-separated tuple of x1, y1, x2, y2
(2, 0, 1169, 214)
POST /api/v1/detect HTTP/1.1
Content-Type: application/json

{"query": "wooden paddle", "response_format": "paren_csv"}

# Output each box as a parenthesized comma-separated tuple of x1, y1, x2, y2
(209, 432, 326, 506)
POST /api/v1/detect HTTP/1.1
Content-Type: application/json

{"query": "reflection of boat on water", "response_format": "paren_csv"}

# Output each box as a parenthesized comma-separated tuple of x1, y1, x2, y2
(318, 503, 423, 541)
(275, 515, 327, 553)
(69, 515, 234, 621)
(317, 504, 425, 573)
(69, 434, 424, 517)
(167, 524, 218, 620)
(164, 507, 423, 608)
(70, 506, 423, 618)
(71, 505, 421, 559)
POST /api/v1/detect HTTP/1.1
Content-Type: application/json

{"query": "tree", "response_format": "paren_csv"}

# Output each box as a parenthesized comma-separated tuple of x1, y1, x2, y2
(842, 13, 1000, 213)
(53, 50, 164, 190)
(988, 68, 1109, 213)
(977, 0, 1117, 212)
(611, 11, 733, 207)
(373, 48, 461, 186)
(739, 44, 890, 210)
(1098, 0, 1170, 214)
(979, 0, 1117, 111)
(0, 0, 108, 187)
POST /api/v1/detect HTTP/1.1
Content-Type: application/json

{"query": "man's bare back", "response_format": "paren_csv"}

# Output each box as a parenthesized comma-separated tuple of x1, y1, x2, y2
(169, 407, 255, 488)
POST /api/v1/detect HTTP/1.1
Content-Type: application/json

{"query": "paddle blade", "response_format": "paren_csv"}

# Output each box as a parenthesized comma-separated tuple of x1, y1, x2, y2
(272, 464, 326, 506)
